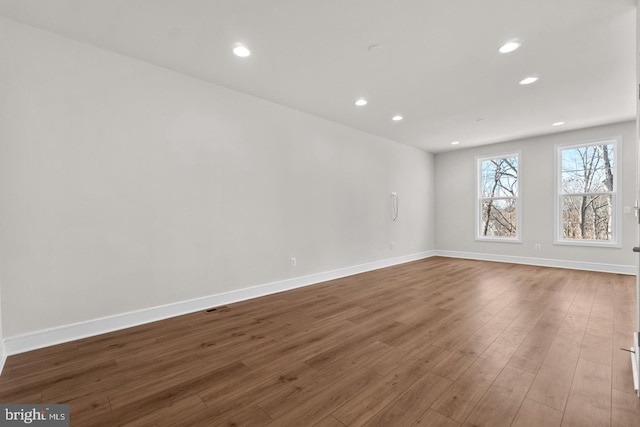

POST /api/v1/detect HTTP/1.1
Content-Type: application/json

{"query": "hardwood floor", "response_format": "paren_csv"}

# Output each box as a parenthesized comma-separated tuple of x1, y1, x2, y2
(0, 257, 638, 426)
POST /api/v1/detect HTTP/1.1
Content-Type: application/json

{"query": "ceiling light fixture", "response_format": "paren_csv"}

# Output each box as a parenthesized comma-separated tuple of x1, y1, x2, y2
(451, 141, 460, 145)
(552, 121, 565, 126)
(233, 45, 251, 57)
(519, 76, 538, 85)
(355, 98, 368, 106)
(499, 41, 521, 54)
(392, 115, 403, 121)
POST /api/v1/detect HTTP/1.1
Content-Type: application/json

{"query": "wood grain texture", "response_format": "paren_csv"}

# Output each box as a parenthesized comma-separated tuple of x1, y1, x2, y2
(461, 366, 535, 427)
(561, 358, 612, 427)
(511, 399, 562, 427)
(0, 258, 637, 426)
(431, 342, 516, 422)
(412, 409, 461, 427)
(611, 389, 640, 427)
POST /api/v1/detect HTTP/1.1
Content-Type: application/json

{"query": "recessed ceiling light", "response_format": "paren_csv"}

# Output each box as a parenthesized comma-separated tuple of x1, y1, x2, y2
(451, 141, 460, 145)
(519, 76, 538, 85)
(392, 115, 403, 121)
(233, 45, 251, 57)
(355, 98, 368, 106)
(552, 121, 565, 126)
(499, 41, 521, 54)
(368, 44, 384, 53)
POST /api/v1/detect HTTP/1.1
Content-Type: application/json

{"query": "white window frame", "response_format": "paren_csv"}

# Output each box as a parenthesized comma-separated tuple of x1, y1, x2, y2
(475, 152, 522, 243)
(554, 137, 621, 248)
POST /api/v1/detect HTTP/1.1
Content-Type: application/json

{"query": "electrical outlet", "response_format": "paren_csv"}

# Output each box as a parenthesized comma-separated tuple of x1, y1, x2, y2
(290, 257, 297, 267)
(390, 242, 395, 250)
(535, 243, 541, 251)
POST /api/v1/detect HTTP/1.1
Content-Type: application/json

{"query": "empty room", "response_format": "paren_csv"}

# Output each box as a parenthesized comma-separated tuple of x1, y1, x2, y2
(1, 1, 639, 426)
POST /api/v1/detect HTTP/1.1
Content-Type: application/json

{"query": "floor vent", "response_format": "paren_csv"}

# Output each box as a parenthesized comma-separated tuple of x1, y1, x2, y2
(205, 305, 230, 313)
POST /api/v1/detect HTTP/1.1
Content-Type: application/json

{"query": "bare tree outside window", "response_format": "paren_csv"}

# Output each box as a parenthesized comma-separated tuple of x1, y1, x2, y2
(560, 143, 615, 241)
(478, 155, 519, 239)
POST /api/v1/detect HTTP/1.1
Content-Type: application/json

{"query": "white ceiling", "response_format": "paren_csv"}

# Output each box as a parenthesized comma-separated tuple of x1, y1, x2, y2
(0, 0, 636, 152)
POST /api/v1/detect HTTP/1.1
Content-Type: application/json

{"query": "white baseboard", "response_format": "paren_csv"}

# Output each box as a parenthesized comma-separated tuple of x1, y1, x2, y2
(434, 250, 636, 275)
(4, 248, 633, 359)
(3, 250, 436, 356)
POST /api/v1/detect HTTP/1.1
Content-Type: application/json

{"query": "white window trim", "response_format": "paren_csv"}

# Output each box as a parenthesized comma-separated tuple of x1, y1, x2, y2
(554, 136, 622, 248)
(475, 151, 522, 243)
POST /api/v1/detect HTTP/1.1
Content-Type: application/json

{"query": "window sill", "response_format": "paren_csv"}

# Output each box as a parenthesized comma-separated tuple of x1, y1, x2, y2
(476, 237, 522, 244)
(554, 240, 621, 249)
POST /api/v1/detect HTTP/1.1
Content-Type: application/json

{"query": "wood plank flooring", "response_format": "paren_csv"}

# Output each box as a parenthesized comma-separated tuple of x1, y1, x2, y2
(0, 257, 638, 426)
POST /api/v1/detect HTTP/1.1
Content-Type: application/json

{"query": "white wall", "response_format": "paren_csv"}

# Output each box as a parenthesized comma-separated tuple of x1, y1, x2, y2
(435, 120, 637, 272)
(0, 17, 435, 339)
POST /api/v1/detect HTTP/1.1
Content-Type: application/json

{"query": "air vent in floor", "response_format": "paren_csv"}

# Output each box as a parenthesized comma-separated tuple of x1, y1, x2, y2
(205, 305, 230, 313)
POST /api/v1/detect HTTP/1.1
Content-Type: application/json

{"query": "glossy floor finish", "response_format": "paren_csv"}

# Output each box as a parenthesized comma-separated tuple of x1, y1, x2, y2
(1, 257, 639, 426)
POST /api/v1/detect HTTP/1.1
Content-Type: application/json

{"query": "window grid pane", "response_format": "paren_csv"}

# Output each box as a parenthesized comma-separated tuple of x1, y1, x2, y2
(561, 194, 612, 241)
(480, 156, 518, 198)
(560, 144, 614, 195)
(480, 198, 517, 238)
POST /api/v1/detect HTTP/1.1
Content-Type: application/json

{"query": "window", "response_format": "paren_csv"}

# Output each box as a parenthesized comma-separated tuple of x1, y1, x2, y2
(555, 138, 620, 246)
(476, 153, 520, 241)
